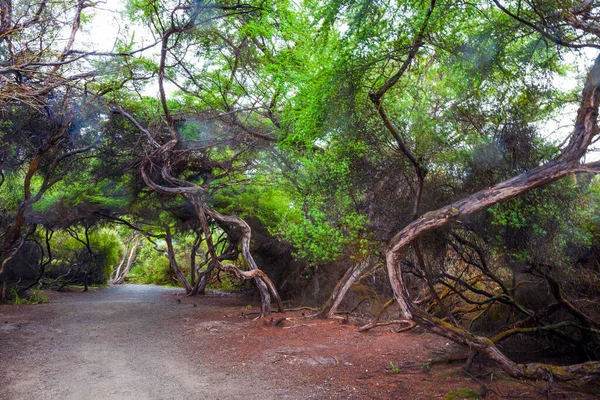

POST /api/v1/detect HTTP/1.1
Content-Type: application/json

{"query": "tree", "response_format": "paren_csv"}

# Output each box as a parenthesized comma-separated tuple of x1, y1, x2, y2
(2, 0, 600, 382)
(108, 0, 284, 314)
(375, 0, 600, 382)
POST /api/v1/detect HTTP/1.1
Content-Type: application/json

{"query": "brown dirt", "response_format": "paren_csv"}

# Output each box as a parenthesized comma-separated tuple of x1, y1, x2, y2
(0, 285, 597, 399)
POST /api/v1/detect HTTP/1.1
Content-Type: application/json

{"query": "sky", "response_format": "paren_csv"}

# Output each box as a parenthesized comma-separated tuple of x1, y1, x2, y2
(77, 0, 172, 97)
(538, 49, 599, 161)
(79, 0, 128, 52)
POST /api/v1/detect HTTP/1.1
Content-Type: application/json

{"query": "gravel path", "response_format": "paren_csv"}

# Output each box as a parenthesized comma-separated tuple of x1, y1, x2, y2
(0, 285, 298, 400)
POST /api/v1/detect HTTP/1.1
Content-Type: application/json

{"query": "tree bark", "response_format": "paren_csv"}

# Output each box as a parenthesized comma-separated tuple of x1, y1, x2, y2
(111, 235, 142, 284)
(317, 258, 374, 318)
(190, 230, 201, 287)
(0, 0, 12, 37)
(195, 273, 210, 295)
(111, 235, 133, 284)
(199, 202, 284, 315)
(384, 56, 600, 382)
(165, 226, 193, 294)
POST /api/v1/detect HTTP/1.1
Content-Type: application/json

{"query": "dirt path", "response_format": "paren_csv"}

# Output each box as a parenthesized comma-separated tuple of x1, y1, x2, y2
(1, 285, 596, 399)
(0, 285, 303, 400)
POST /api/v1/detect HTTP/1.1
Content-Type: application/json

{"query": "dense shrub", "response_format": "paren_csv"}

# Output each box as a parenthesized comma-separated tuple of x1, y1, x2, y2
(128, 240, 173, 285)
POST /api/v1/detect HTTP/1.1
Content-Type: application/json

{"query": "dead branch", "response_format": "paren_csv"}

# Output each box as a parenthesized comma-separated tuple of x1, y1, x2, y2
(359, 318, 416, 333)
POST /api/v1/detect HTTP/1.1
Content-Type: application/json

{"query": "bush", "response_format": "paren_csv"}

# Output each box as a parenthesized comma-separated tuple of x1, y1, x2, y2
(46, 226, 124, 286)
(128, 240, 173, 285)
(88, 228, 123, 284)
(8, 288, 49, 305)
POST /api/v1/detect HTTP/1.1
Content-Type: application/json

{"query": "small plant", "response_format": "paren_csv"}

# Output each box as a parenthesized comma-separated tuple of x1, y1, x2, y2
(420, 360, 432, 372)
(445, 388, 481, 400)
(7, 288, 49, 305)
(389, 361, 399, 374)
(210, 274, 239, 292)
(246, 304, 253, 309)
(8, 287, 24, 304)
(28, 289, 49, 304)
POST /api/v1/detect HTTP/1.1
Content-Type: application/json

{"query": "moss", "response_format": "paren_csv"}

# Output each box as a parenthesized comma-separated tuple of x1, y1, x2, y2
(445, 388, 481, 400)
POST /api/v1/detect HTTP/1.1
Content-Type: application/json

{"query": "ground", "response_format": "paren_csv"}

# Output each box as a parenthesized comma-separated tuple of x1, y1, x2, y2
(0, 285, 597, 399)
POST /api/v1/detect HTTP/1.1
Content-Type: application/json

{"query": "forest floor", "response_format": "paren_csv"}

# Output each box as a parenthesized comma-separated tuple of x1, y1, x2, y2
(0, 284, 597, 400)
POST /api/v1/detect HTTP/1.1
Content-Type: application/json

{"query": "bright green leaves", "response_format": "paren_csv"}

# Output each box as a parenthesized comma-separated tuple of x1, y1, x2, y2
(275, 140, 371, 262)
(130, 241, 172, 285)
(0, 172, 24, 212)
(280, 206, 368, 262)
(47, 227, 124, 285)
(27, 0, 594, 276)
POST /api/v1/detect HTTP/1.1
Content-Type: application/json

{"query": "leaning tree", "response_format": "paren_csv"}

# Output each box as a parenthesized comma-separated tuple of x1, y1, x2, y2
(266, 0, 600, 382)
(107, 0, 284, 314)
(374, 0, 600, 382)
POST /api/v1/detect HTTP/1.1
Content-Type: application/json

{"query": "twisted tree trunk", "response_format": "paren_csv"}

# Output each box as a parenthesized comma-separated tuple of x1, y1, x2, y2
(316, 258, 374, 318)
(197, 199, 284, 315)
(384, 56, 600, 382)
(111, 234, 142, 285)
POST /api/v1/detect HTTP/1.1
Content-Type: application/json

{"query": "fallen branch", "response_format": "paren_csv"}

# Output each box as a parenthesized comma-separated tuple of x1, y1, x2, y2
(358, 298, 395, 331)
(359, 319, 415, 332)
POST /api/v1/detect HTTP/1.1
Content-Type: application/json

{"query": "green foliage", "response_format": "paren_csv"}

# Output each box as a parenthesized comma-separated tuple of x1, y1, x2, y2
(217, 185, 294, 231)
(47, 227, 124, 285)
(279, 205, 368, 262)
(128, 240, 172, 285)
(89, 228, 125, 283)
(31, 178, 131, 223)
(7, 288, 49, 305)
(581, 176, 600, 240)
(3, 2, 599, 367)
(420, 360, 432, 372)
(487, 178, 591, 264)
(445, 388, 482, 400)
(217, 166, 370, 264)
(210, 274, 240, 292)
(0, 172, 23, 211)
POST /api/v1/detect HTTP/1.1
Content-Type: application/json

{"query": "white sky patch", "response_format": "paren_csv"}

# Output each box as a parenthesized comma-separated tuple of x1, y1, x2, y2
(536, 48, 600, 162)
(79, 0, 177, 97)
(78, 0, 127, 52)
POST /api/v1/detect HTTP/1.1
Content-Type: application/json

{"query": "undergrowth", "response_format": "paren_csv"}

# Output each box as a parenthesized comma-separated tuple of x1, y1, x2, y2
(8, 288, 49, 305)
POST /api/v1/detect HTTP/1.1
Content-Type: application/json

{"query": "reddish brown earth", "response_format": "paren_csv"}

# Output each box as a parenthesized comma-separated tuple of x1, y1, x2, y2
(0, 285, 597, 399)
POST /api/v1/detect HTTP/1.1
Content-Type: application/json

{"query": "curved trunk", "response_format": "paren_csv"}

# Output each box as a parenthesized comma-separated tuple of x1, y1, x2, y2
(196, 273, 210, 295)
(111, 235, 142, 285)
(199, 203, 284, 315)
(165, 227, 193, 294)
(384, 56, 600, 382)
(190, 231, 201, 287)
(317, 258, 373, 318)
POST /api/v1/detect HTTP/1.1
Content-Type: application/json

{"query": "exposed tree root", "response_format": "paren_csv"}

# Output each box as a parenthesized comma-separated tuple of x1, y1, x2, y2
(358, 298, 395, 331)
